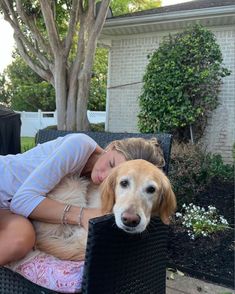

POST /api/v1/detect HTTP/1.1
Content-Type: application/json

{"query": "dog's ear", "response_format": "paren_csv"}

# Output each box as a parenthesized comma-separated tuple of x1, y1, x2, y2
(152, 173, 177, 225)
(100, 170, 117, 213)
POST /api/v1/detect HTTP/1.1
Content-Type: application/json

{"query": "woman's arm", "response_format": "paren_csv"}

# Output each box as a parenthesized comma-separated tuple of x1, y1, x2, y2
(29, 197, 104, 231)
(10, 134, 97, 217)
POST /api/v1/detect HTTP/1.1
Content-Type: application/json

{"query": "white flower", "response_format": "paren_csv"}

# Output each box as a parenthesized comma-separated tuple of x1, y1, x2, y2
(179, 203, 229, 240)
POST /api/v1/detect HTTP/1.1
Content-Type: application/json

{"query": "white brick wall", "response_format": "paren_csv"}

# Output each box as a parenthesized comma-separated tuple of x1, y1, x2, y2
(202, 28, 235, 163)
(106, 26, 235, 163)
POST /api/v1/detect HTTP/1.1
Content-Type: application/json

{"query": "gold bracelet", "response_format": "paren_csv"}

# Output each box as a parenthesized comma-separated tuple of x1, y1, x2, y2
(77, 207, 84, 227)
(61, 204, 72, 225)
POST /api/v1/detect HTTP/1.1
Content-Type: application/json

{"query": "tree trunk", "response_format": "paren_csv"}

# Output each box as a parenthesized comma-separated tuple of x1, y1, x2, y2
(66, 76, 78, 131)
(76, 71, 91, 130)
(54, 58, 67, 130)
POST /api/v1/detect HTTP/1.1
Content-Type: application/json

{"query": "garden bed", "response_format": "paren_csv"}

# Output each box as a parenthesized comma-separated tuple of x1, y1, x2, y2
(167, 225, 234, 288)
(167, 179, 234, 289)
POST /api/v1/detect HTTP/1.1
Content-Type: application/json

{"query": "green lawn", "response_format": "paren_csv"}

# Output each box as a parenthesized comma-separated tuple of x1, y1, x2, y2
(21, 137, 35, 152)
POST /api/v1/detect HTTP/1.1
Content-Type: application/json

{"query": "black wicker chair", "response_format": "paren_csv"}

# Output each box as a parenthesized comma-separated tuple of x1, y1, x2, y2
(0, 130, 173, 294)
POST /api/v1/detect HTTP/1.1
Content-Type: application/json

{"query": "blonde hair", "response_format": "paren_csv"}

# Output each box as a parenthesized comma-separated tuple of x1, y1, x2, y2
(105, 137, 165, 169)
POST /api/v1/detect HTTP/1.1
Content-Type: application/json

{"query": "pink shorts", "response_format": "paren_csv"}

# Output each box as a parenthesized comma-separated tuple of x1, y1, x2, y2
(5, 250, 84, 293)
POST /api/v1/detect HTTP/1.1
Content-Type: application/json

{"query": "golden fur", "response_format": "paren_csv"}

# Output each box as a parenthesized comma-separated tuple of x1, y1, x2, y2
(33, 159, 176, 261)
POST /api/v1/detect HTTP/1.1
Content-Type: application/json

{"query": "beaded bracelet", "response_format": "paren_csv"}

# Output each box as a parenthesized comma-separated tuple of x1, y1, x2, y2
(77, 207, 84, 227)
(61, 204, 72, 225)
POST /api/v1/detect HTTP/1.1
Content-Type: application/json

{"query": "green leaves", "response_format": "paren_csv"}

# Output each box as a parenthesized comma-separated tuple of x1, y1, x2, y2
(111, 0, 161, 16)
(88, 47, 108, 111)
(138, 24, 231, 141)
(2, 53, 55, 111)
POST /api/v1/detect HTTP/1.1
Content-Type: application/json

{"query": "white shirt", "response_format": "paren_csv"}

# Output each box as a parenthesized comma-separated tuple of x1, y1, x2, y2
(0, 133, 97, 217)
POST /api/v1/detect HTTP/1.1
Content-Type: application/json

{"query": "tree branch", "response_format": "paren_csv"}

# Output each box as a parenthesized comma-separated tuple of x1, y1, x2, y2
(14, 33, 54, 86)
(86, 0, 95, 33)
(39, 0, 62, 57)
(15, 0, 53, 56)
(69, 13, 86, 82)
(93, 0, 111, 34)
(82, 0, 111, 73)
(64, 0, 80, 58)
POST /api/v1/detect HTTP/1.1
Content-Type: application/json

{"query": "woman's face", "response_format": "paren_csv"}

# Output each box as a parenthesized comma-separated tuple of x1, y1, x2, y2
(91, 149, 126, 185)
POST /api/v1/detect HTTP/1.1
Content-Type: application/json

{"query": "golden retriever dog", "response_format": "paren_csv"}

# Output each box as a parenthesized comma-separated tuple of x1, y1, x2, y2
(33, 159, 176, 261)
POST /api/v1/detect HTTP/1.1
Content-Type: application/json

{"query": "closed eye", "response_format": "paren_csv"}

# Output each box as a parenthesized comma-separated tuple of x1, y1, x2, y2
(109, 159, 115, 168)
(146, 185, 156, 194)
(120, 179, 129, 188)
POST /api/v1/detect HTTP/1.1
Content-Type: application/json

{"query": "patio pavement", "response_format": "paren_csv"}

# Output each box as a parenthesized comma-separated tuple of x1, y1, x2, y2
(166, 270, 234, 294)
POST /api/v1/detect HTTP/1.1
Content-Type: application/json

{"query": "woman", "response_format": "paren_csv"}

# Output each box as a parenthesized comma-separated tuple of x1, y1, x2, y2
(0, 133, 165, 265)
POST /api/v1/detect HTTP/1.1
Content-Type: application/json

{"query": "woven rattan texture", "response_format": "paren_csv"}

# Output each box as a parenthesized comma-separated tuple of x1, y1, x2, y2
(0, 266, 57, 294)
(36, 130, 172, 174)
(82, 215, 168, 294)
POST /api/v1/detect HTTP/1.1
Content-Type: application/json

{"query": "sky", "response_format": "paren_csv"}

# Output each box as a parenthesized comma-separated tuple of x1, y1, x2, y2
(0, 16, 15, 73)
(0, 0, 193, 73)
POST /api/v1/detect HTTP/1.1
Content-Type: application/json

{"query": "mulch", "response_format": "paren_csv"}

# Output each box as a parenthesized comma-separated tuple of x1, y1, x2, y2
(166, 179, 234, 288)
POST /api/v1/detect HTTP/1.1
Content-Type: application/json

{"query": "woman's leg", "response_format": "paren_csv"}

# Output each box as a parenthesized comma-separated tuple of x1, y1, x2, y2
(0, 209, 36, 265)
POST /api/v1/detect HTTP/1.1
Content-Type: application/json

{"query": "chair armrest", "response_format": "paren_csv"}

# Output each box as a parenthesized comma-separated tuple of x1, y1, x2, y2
(82, 215, 168, 294)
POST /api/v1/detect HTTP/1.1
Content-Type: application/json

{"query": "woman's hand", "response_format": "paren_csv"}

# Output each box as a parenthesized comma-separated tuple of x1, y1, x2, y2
(29, 198, 105, 231)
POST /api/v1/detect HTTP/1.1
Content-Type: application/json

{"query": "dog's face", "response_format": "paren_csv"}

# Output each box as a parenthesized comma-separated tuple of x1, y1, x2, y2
(100, 159, 176, 234)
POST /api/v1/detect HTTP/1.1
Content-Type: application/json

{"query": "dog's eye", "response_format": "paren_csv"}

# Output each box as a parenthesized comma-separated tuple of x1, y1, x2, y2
(120, 180, 129, 188)
(146, 186, 156, 194)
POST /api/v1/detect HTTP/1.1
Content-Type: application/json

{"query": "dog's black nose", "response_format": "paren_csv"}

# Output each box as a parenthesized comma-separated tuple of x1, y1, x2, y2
(121, 212, 141, 227)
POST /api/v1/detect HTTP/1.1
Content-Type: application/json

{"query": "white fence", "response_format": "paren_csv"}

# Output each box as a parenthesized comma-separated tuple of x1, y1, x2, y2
(17, 110, 106, 137)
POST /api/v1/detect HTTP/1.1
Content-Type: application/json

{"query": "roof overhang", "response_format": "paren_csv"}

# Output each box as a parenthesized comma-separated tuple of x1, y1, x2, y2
(100, 5, 235, 40)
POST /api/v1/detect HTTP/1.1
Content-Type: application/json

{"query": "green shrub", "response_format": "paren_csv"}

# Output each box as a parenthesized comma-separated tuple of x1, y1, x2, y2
(90, 123, 105, 132)
(45, 125, 57, 130)
(138, 24, 230, 141)
(169, 143, 234, 208)
(204, 153, 234, 182)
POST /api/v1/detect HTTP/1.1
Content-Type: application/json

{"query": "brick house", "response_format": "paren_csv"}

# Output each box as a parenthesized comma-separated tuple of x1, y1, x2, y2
(100, 0, 235, 163)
